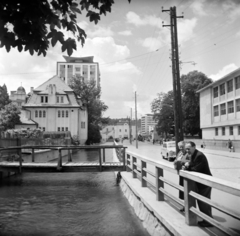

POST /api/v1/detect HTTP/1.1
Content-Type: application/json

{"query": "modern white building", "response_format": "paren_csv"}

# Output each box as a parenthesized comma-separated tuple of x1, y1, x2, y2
(57, 56, 100, 86)
(20, 75, 88, 144)
(197, 67, 240, 140)
(141, 114, 157, 136)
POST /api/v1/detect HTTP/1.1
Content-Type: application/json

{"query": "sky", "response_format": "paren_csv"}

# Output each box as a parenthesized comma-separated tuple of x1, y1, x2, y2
(0, 0, 240, 119)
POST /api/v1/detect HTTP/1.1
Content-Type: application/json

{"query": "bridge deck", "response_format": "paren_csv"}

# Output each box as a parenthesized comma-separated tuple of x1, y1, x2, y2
(0, 162, 124, 172)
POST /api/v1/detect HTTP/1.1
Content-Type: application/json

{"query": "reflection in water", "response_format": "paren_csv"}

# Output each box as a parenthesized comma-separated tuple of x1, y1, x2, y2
(0, 150, 149, 236)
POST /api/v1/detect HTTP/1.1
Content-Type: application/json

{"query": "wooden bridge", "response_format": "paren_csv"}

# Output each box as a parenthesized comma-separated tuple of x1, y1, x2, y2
(0, 145, 127, 173)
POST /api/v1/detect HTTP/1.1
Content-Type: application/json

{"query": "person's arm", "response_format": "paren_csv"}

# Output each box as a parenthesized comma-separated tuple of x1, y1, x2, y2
(187, 155, 206, 172)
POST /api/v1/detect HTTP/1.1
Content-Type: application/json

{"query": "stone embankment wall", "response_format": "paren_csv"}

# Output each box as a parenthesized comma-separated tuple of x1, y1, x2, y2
(119, 178, 172, 236)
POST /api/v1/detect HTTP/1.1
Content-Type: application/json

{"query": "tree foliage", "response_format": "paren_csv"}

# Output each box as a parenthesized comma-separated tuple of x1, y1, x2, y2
(151, 91, 174, 136)
(0, 103, 21, 131)
(0, 84, 11, 110)
(0, 0, 131, 56)
(151, 70, 212, 137)
(181, 70, 212, 136)
(69, 76, 108, 143)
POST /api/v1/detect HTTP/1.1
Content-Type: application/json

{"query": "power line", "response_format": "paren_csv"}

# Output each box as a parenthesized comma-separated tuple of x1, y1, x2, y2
(0, 49, 162, 76)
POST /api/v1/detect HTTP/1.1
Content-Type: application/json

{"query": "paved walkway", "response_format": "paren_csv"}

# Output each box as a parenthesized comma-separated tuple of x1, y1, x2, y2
(197, 146, 240, 159)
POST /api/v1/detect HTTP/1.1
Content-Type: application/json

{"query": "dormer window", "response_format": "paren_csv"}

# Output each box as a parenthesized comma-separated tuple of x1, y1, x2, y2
(61, 96, 64, 103)
(41, 96, 48, 103)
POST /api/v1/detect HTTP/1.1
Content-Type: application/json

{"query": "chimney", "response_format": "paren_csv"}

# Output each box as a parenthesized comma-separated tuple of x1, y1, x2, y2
(30, 87, 33, 93)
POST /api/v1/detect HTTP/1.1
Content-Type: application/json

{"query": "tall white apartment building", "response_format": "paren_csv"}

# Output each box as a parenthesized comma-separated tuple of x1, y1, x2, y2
(141, 114, 157, 136)
(197, 67, 240, 140)
(57, 56, 100, 86)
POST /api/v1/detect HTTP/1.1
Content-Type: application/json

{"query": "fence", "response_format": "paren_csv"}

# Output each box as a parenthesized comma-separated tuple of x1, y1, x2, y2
(0, 145, 127, 173)
(126, 150, 240, 236)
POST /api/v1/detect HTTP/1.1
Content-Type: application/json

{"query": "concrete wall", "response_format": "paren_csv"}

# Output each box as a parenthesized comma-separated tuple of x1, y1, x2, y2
(22, 149, 69, 163)
(200, 87, 212, 128)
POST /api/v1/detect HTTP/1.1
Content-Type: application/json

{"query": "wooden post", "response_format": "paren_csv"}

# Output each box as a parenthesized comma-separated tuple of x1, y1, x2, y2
(32, 148, 35, 162)
(19, 147, 22, 174)
(132, 156, 137, 178)
(184, 178, 197, 225)
(155, 167, 164, 201)
(141, 160, 147, 187)
(122, 148, 126, 171)
(68, 148, 72, 162)
(126, 154, 131, 172)
(99, 149, 102, 172)
(57, 149, 62, 170)
(103, 148, 105, 162)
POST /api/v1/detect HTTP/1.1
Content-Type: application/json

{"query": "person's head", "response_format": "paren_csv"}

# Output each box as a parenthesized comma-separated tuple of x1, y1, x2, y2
(185, 141, 196, 155)
(178, 141, 185, 152)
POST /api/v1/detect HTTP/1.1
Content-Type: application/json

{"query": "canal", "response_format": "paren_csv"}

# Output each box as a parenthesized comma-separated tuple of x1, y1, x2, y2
(0, 149, 149, 236)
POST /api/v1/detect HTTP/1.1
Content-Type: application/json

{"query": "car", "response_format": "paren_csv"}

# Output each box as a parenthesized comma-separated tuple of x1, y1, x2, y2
(161, 141, 176, 161)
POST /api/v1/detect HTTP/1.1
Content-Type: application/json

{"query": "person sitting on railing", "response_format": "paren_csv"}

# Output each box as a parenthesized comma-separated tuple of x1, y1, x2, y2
(182, 141, 213, 228)
(173, 141, 189, 211)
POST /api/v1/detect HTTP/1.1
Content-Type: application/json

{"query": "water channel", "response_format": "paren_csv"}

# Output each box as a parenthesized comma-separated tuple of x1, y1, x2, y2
(0, 149, 149, 236)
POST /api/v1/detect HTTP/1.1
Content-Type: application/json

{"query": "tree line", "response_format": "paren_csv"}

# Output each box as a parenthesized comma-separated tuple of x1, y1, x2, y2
(151, 71, 212, 138)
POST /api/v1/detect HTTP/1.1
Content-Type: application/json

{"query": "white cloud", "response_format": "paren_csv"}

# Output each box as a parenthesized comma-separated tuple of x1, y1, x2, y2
(222, 1, 240, 22)
(86, 25, 114, 38)
(190, 0, 207, 16)
(126, 11, 162, 28)
(178, 18, 198, 44)
(118, 30, 132, 36)
(77, 21, 88, 30)
(209, 63, 238, 80)
(140, 37, 163, 51)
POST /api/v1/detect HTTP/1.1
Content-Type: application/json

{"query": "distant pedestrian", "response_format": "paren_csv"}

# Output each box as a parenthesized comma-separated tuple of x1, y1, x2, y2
(183, 141, 213, 227)
(153, 139, 155, 145)
(227, 139, 233, 152)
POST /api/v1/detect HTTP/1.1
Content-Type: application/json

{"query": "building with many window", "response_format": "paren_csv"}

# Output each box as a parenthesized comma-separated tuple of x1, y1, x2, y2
(197, 67, 240, 140)
(20, 75, 88, 144)
(57, 56, 100, 86)
(141, 114, 157, 136)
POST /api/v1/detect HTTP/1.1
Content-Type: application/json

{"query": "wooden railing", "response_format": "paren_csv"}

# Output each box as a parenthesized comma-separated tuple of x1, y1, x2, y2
(126, 150, 240, 236)
(0, 145, 127, 172)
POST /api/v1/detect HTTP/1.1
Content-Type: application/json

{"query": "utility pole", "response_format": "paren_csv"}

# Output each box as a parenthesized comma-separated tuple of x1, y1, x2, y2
(135, 91, 138, 149)
(129, 108, 132, 144)
(162, 6, 184, 152)
(172, 6, 184, 142)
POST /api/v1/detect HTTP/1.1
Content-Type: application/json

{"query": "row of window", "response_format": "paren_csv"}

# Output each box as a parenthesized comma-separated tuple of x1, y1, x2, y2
(58, 110, 69, 118)
(215, 126, 240, 136)
(106, 128, 128, 132)
(213, 76, 240, 98)
(38, 124, 86, 132)
(56, 96, 64, 103)
(40, 96, 65, 104)
(35, 110, 46, 118)
(35, 110, 70, 118)
(57, 127, 69, 131)
(213, 99, 240, 116)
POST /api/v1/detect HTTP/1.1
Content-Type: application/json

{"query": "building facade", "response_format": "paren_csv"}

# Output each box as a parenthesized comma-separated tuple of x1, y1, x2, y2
(141, 114, 157, 136)
(198, 68, 240, 140)
(101, 120, 141, 141)
(10, 86, 27, 107)
(57, 56, 100, 86)
(21, 75, 88, 144)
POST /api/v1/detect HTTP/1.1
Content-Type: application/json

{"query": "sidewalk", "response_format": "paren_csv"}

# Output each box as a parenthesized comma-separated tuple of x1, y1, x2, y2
(196, 145, 240, 159)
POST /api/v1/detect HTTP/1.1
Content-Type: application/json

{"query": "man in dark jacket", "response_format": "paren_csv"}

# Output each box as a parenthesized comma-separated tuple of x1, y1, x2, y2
(182, 141, 213, 227)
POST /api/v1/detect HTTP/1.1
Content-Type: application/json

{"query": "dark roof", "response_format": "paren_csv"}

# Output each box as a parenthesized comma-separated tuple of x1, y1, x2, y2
(63, 56, 94, 63)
